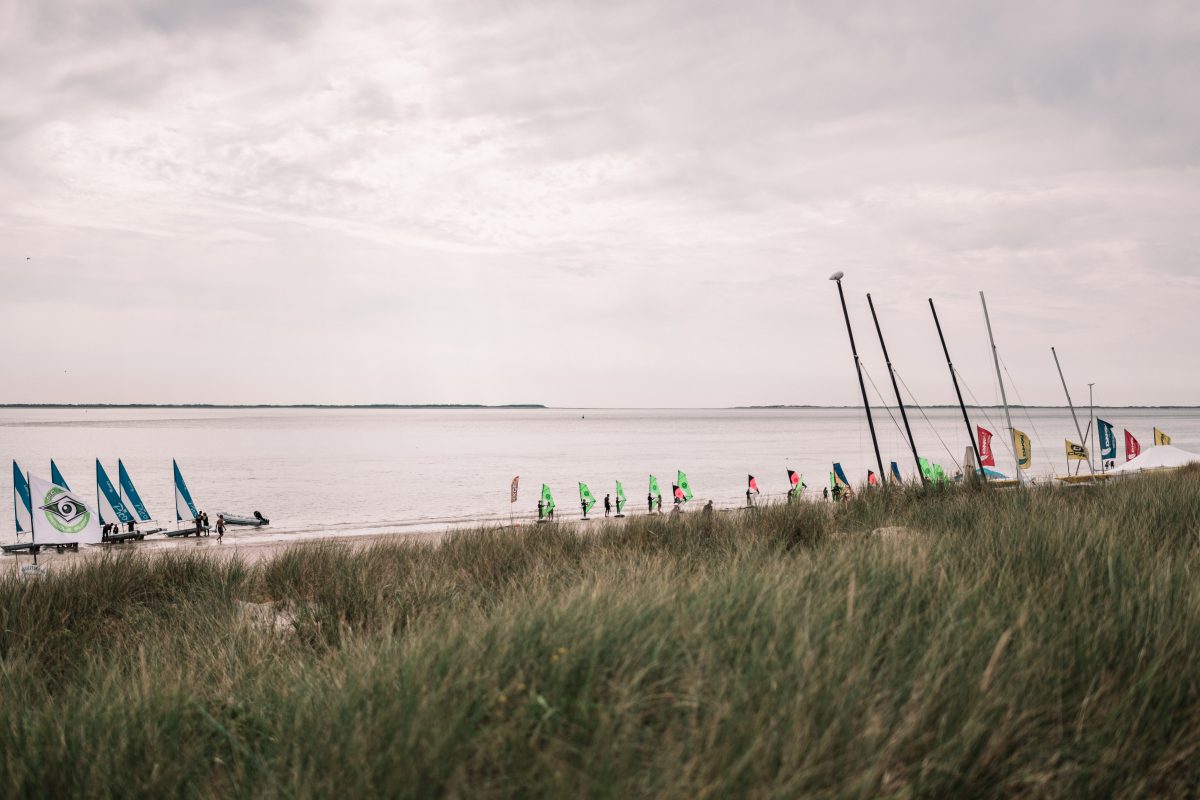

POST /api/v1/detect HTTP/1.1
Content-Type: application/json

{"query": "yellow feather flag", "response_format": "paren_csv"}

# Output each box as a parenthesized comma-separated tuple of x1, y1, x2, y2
(1013, 429, 1032, 470)
(1065, 440, 1088, 461)
(1154, 427, 1171, 446)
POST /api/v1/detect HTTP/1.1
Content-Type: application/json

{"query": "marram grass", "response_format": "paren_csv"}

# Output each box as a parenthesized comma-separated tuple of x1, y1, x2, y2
(3, 469, 1200, 798)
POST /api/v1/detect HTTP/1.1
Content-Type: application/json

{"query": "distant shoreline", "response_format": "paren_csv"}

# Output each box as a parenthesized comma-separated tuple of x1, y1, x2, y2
(1, 403, 1197, 410)
(0, 403, 547, 410)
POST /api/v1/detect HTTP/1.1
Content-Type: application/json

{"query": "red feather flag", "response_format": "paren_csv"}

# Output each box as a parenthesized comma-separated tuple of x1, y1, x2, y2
(748, 475, 760, 494)
(977, 426, 995, 467)
(1125, 429, 1141, 461)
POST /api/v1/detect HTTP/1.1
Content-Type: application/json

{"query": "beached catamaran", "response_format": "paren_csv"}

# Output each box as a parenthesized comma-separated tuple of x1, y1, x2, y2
(118, 460, 153, 523)
(95, 460, 135, 527)
(11, 461, 32, 537)
(173, 459, 199, 532)
(95, 459, 158, 542)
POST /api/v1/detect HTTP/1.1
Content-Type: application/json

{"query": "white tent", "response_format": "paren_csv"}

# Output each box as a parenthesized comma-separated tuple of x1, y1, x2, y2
(1107, 444, 1200, 475)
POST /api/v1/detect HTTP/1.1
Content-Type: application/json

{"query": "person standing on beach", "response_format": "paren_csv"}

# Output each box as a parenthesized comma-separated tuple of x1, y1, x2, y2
(604, 494, 611, 517)
(823, 486, 829, 501)
(201, 511, 210, 536)
(216, 514, 226, 543)
(648, 492, 654, 514)
(656, 492, 663, 513)
(537, 499, 545, 521)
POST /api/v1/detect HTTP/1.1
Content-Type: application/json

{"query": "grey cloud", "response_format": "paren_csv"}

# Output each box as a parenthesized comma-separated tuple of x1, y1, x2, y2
(1, 0, 1198, 406)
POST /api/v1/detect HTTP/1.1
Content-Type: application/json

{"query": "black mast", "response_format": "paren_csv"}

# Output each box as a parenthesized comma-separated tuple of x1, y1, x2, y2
(830, 272, 886, 484)
(867, 293, 925, 484)
(928, 298, 986, 482)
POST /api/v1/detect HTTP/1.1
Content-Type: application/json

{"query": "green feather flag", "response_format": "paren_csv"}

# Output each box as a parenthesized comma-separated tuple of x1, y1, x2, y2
(615, 481, 626, 513)
(579, 482, 596, 514)
(648, 474, 659, 497)
(540, 484, 555, 513)
(677, 470, 693, 501)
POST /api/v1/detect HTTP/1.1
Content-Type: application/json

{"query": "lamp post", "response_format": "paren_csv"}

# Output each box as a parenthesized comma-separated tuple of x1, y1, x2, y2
(830, 272, 886, 484)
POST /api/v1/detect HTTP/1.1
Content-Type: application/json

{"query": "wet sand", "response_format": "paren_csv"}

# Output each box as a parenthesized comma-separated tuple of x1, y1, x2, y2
(0, 513, 651, 574)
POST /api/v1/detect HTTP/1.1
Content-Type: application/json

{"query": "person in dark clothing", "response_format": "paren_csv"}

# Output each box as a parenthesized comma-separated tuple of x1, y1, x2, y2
(127, 519, 136, 533)
(746, 488, 753, 507)
(648, 493, 654, 513)
(604, 494, 611, 517)
(581, 498, 589, 518)
(656, 493, 663, 513)
(537, 499, 545, 520)
(201, 511, 210, 535)
(822, 486, 829, 501)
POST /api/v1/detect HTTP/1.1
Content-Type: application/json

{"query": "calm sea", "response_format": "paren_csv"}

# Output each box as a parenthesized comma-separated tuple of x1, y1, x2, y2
(3, 406, 1198, 543)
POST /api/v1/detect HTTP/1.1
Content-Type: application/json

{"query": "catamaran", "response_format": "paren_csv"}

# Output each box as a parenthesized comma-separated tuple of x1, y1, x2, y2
(166, 459, 203, 536)
(117, 460, 164, 533)
(10, 460, 31, 541)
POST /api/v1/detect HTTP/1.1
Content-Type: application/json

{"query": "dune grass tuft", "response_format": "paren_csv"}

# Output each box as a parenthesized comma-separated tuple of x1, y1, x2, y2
(3, 468, 1200, 797)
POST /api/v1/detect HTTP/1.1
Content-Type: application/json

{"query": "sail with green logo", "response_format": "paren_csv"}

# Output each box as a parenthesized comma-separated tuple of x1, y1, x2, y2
(676, 470, 693, 501)
(615, 481, 626, 513)
(578, 482, 596, 515)
(649, 474, 659, 497)
(540, 484, 555, 516)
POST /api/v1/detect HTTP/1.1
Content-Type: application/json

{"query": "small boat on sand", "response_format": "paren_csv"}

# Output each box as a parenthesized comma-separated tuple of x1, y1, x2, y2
(218, 511, 270, 527)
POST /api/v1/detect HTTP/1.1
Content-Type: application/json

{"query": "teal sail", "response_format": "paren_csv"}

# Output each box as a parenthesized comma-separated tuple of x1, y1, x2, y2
(50, 460, 70, 489)
(12, 461, 31, 534)
(173, 459, 198, 522)
(96, 460, 135, 525)
(118, 460, 152, 521)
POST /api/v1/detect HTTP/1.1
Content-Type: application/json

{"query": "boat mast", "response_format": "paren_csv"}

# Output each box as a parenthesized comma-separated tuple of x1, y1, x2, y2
(979, 292, 1021, 486)
(929, 298, 986, 481)
(1089, 383, 1102, 474)
(1051, 347, 1096, 480)
(830, 272, 886, 484)
(28, 471, 37, 567)
(866, 293, 925, 484)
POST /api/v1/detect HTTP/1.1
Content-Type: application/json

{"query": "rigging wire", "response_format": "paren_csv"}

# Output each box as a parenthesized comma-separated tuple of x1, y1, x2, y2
(859, 361, 910, 447)
(952, 366, 1012, 459)
(894, 370, 962, 467)
(998, 355, 1050, 459)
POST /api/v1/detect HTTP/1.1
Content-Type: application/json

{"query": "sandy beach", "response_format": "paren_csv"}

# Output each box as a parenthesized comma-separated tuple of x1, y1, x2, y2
(0, 512, 653, 573)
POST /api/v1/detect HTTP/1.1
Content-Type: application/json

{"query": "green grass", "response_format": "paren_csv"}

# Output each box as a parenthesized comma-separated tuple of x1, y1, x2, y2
(3, 469, 1200, 798)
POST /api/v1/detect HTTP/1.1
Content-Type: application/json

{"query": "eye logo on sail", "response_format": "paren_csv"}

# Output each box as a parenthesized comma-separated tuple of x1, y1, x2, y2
(39, 487, 92, 534)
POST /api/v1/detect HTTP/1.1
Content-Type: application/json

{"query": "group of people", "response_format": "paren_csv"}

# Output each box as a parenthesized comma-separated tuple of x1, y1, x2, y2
(101, 519, 139, 538)
(192, 511, 226, 541)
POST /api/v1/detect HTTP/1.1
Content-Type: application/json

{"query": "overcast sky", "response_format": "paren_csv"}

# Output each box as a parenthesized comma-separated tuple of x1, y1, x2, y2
(2, 0, 1198, 406)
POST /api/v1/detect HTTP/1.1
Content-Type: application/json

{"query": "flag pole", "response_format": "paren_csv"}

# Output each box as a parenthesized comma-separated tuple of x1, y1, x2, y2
(830, 272, 886, 485)
(1051, 347, 1096, 480)
(928, 299, 986, 482)
(866, 293, 925, 484)
(979, 292, 1022, 486)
